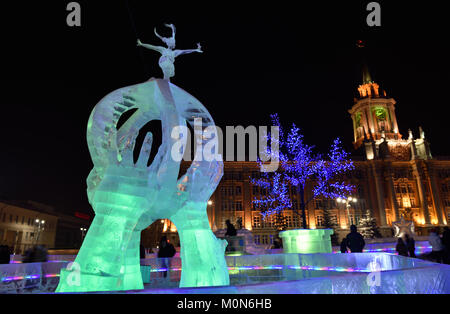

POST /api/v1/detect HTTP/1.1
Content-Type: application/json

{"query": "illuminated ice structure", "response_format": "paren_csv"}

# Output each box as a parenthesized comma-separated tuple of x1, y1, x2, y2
(56, 26, 228, 293)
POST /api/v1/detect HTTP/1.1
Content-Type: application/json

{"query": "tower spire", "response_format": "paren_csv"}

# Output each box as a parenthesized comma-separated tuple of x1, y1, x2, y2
(362, 61, 373, 85)
(357, 40, 373, 85)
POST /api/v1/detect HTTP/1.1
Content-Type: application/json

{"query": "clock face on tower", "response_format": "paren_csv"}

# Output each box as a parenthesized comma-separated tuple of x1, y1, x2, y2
(373, 107, 387, 121)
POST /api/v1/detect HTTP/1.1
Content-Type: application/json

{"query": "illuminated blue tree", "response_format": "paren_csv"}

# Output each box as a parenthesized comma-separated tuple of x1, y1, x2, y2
(252, 114, 355, 229)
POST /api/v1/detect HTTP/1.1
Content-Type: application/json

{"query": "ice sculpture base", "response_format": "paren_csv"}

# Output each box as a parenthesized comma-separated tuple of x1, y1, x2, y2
(280, 229, 334, 254)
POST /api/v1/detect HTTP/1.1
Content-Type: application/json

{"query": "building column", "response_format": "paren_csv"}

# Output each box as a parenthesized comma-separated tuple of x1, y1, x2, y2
(243, 167, 253, 230)
(351, 114, 357, 142)
(360, 109, 369, 138)
(372, 163, 387, 226)
(388, 104, 399, 134)
(366, 107, 376, 135)
(412, 161, 431, 225)
(427, 165, 445, 225)
(385, 169, 400, 222)
(306, 182, 315, 229)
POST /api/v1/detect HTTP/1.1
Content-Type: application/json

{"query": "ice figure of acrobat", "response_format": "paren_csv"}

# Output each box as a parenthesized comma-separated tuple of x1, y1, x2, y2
(56, 25, 228, 293)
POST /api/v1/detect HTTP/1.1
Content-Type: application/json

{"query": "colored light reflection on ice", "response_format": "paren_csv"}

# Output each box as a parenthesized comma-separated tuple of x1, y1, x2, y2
(1, 262, 381, 283)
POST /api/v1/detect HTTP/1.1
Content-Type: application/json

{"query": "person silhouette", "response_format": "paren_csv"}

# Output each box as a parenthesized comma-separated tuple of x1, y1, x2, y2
(428, 229, 444, 263)
(225, 220, 237, 237)
(158, 236, 176, 278)
(404, 234, 416, 258)
(345, 225, 365, 253)
(442, 227, 450, 264)
(340, 238, 348, 253)
(0, 245, 11, 264)
(396, 238, 408, 257)
(224, 220, 237, 252)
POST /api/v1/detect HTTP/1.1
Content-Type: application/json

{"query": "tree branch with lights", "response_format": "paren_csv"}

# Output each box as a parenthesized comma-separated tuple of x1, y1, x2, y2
(252, 114, 355, 229)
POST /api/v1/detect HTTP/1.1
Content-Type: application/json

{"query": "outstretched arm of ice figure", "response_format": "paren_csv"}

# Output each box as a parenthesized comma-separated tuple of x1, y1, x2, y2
(174, 43, 203, 57)
(137, 39, 164, 53)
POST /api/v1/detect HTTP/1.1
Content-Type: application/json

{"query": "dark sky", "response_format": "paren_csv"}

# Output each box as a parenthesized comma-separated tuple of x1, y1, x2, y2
(1, 1, 449, 215)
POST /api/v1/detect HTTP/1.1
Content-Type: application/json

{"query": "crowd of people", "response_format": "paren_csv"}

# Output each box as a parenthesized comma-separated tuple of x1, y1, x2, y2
(339, 224, 450, 265)
(0, 244, 49, 264)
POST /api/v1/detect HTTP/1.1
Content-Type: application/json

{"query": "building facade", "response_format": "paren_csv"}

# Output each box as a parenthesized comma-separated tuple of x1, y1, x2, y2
(0, 201, 58, 254)
(0, 200, 92, 253)
(156, 64, 450, 246)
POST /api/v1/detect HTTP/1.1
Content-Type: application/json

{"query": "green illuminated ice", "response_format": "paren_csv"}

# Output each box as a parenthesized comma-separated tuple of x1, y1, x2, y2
(56, 25, 229, 292)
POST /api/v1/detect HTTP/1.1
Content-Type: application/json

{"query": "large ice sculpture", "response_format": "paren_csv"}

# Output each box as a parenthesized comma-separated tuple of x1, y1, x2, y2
(56, 27, 228, 293)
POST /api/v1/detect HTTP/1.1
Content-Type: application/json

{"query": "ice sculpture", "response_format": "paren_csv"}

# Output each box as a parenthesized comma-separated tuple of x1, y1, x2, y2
(392, 216, 415, 238)
(280, 229, 334, 254)
(137, 24, 203, 81)
(56, 26, 228, 293)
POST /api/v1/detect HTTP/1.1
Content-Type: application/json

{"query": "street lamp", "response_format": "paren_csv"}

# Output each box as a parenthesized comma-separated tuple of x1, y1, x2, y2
(336, 197, 357, 227)
(80, 228, 87, 242)
(208, 200, 213, 206)
(34, 219, 45, 244)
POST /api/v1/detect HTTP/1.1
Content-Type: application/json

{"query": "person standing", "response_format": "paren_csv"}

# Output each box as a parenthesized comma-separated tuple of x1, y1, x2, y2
(225, 220, 237, 252)
(396, 238, 409, 257)
(404, 234, 416, 258)
(340, 238, 348, 253)
(345, 225, 365, 253)
(225, 220, 237, 236)
(158, 236, 176, 278)
(442, 227, 450, 264)
(428, 229, 444, 263)
(0, 245, 11, 264)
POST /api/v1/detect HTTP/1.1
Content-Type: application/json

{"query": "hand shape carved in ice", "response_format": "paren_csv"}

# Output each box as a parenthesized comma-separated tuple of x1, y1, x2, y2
(86, 131, 159, 218)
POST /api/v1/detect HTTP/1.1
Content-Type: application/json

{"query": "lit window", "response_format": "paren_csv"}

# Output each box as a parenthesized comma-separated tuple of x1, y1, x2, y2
(286, 216, 293, 227)
(316, 215, 324, 227)
(253, 215, 261, 228)
(401, 185, 407, 194)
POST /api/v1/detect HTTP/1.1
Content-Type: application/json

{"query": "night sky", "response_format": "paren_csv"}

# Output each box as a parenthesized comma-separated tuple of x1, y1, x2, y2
(1, 1, 449, 215)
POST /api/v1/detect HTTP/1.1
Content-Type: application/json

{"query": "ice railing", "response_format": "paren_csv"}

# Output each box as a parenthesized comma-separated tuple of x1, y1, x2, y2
(0, 261, 69, 293)
(2, 253, 449, 293)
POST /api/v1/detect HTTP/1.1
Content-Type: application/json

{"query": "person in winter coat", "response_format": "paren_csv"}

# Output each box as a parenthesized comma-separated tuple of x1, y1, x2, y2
(428, 229, 444, 263)
(345, 225, 365, 253)
(158, 236, 176, 278)
(396, 238, 408, 257)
